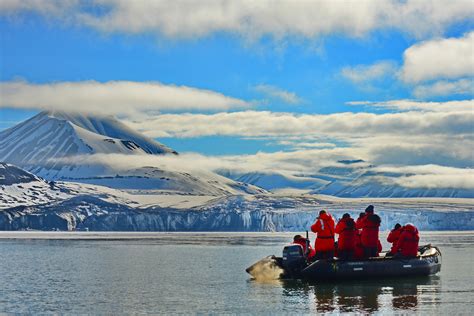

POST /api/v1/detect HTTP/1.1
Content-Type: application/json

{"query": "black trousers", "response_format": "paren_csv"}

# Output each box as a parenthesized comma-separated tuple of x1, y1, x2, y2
(364, 247, 378, 258)
(338, 250, 354, 260)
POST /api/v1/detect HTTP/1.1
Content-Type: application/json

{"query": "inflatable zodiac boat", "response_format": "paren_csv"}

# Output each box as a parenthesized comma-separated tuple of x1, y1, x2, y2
(246, 244, 441, 281)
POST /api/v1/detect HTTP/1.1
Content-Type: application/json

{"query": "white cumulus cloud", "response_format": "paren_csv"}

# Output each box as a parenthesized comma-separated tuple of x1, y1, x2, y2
(0, 80, 250, 116)
(401, 31, 474, 83)
(1, 0, 473, 40)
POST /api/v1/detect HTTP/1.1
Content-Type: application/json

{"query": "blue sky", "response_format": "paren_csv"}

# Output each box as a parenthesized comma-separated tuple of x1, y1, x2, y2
(1, 16, 414, 114)
(0, 1, 473, 176)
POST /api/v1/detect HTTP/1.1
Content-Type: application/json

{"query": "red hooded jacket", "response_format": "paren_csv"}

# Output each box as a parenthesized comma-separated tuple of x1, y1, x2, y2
(395, 224, 419, 257)
(335, 217, 356, 251)
(356, 213, 381, 248)
(311, 212, 335, 252)
(387, 227, 403, 254)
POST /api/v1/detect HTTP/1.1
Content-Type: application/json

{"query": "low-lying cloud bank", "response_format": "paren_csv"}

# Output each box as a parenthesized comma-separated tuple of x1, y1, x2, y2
(374, 164, 474, 189)
(0, 80, 250, 116)
(126, 108, 473, 139)
(51, 149, 358, 176)
(51, 152, 474, 190)
(1, 0, 473, 40)
(347, 99, 474, 112)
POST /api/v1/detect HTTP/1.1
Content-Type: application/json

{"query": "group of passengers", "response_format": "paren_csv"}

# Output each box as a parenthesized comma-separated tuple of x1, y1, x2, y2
(292, 205, 420, 261)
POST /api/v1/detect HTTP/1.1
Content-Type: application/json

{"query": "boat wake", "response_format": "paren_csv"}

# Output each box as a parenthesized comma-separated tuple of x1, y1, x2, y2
(246, 256, 284, 281)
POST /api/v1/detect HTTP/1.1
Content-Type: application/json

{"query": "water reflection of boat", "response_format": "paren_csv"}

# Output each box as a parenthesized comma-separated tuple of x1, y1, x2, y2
(276, 276, 440, 313)
(246, 244, 441, 281)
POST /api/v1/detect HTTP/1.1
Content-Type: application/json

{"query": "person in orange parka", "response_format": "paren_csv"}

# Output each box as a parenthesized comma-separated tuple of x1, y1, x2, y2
(311, 210, 335, 260)
(395, 224, 420, 258)
(386, 223, 402, 256)
(356, 205, 381, 258)
(335, 213, 357, 260)
(292, 234, 316, 260)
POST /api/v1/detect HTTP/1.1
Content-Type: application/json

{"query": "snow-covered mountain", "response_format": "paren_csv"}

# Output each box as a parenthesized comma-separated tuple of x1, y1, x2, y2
(218, 170, 329, 191)
(314, 171, 474, 198)
(311, 161, 473, 198)
(0, 162, 140, 210)
(0, 111, 176, 177)
(41, 111, 178, 155)
(222, 160, 474, 198)
(63, 166, 267, 196)
(0, 112, 265, 195)
(218, 160, 368, 193)
(0, 162, 41, 185)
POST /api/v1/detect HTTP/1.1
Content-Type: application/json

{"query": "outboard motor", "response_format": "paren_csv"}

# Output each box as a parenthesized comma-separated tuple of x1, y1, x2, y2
(282, 244, 306, 278)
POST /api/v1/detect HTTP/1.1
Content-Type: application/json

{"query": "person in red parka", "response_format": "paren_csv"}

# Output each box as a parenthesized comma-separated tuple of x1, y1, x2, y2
(311, 210, 335, 260)
(292, 235, 316, 260)
(395, 224, 420, 258)
(386, 223, 402, 256)
(356, 205, 381, 258)
(335, 213, 357, 260)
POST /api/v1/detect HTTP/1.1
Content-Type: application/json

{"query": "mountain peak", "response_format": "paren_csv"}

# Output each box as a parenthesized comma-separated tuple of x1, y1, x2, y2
(0, 111, 178, 178)
(34, 110, 177, 154)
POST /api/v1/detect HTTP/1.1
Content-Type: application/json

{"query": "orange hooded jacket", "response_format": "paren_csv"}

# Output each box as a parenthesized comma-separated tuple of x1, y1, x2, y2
(311, 212, 335, 252)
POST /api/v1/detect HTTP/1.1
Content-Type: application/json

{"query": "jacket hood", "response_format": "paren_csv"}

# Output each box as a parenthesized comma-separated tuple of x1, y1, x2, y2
(319, 212, 332, 221)
(404, 224, 418, 233)
(342, 217, 355, 229)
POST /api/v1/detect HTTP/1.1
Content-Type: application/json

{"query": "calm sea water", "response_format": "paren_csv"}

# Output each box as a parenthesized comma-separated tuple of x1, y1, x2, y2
(0, 231, 473, 314)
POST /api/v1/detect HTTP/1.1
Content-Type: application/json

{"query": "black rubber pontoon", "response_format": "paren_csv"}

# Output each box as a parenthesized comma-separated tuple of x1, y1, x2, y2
(246, 244, 441, 281)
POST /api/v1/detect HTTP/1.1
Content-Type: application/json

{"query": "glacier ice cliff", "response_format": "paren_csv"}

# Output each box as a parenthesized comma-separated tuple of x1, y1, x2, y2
(1, 195, 473, 231)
